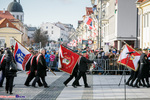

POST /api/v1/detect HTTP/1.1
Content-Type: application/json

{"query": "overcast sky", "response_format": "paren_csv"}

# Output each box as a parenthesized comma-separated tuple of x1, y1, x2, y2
(0, 0, 92, 28)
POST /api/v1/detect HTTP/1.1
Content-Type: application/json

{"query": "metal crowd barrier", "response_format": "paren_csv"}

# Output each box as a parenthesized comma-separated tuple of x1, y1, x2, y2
(90, 59, 130, 75)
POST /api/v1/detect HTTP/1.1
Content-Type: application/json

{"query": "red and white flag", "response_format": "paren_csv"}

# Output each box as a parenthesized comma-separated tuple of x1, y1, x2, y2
(84, 16, 92, 25)
(14, 42, 32, 70)
(117, 44, 141, 71)
(58, 45, 79, 74)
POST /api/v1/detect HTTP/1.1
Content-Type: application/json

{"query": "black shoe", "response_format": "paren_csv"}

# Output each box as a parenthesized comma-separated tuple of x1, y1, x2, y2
(129, 83, 133, 87)
(44, 86, 50, 88)
(85, 86, 91, 88)
(146, 85, 150, 88)
(72, 84, 77, 88)
(76, 85, 82, 87)
(10, 93, 13, 95)
(32, 85, 37, 88)
(24, 84, 30, 87)
(143, 84, 147, 87)
(133, 85, 140, 88)
(63, 83, 67, 87)
(5, 90, 8, 94)
(126, 82, 129, 86)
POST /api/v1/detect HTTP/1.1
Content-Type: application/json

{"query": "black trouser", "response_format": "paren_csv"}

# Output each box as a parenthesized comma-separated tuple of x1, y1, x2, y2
(73, 71, 88, 86)
(24, 72, 43, 86)
(0, 70, 5, 86)
(32, 76, 48, 87)
(5, 76, 14, 93)
(64, 71, 79, 85)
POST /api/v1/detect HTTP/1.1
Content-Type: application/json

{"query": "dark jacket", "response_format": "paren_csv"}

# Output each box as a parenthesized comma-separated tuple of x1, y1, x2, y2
(36, 53, 47, 77)
(5, 50, 16, 77)
(73, 63, 79, 73)
(30, 56, 37, 73)
(79, 56, 93, 72)
(139, 53, 149, 78)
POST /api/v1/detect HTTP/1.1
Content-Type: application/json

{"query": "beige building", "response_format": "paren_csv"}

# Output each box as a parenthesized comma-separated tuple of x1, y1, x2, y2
(136, 0, 150, 48)
(0, 18, 22, 48)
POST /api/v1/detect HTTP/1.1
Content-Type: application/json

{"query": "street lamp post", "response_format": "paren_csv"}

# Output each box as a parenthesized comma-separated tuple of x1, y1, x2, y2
(91, 0, 102, 49)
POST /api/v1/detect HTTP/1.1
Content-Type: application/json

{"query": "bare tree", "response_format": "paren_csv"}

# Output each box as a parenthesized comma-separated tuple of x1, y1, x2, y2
(33, 28, 48, 47)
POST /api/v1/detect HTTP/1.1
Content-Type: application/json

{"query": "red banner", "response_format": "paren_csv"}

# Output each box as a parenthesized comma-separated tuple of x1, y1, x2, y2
(58, 45, 79, 75)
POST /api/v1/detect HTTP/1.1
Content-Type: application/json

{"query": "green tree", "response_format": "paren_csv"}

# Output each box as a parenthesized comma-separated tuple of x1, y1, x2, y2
(33, 28, 48, 47)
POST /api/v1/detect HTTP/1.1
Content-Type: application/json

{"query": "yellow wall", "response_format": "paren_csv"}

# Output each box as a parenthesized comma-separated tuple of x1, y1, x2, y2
(0, 27, 22, 47)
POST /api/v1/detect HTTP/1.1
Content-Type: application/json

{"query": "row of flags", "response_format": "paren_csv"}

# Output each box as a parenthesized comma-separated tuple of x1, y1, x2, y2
(83, 15, 98, 38)
(10, 38, 140, 74)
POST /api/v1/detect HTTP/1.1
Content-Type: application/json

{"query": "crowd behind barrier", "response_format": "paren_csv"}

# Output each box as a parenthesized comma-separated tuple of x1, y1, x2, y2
(91, 59, 130, 75)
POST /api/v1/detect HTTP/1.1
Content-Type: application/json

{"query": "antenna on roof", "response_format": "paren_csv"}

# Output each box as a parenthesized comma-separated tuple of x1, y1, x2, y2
(3, 8, 5, 13)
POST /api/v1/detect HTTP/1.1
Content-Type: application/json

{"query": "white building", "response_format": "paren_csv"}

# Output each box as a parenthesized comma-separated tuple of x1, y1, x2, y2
(136, 0, 150, 48)
(99, 0, 139, 50)
(40, 22, 61, 42)
(27, 26, 37, 43)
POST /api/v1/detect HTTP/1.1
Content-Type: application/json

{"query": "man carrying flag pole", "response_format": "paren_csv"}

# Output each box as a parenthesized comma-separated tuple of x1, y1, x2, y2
(117, 43, 141, 99)
(63, 50, 81, 87)
(133, 48, 150, 88)
(72, 51, 94, 88)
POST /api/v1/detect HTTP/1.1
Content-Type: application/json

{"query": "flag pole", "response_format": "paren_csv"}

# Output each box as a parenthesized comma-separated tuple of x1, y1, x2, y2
(47, 67, 56, 76)
(12, 37, 31, 53)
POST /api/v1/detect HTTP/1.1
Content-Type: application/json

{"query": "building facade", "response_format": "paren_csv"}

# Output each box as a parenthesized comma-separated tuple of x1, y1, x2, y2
(137, 0, 150, 48)
(0, 18, 22, 48)
(99, 0, 139, 50)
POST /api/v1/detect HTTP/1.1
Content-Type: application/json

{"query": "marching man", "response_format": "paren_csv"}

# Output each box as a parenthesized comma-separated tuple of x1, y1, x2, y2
(32, 48, 49, 88)
(72, 51, 95, 88)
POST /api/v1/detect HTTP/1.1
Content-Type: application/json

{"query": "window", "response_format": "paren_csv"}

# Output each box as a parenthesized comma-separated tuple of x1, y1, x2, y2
(10, 38, 15, 47)
(21, 15, 22, 21)
(52, 26, 53, 29)
(46, 26, 48, 29)
(0, 39, 5, 47)
(51, 31, 53, 34)
(17, 15, 19, 20)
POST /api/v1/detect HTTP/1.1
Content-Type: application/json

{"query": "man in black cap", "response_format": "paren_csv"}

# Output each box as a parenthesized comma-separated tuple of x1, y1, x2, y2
(63, 50, 81, 87)
(134, 48, 150, 88)
(72, 50, 93, 88)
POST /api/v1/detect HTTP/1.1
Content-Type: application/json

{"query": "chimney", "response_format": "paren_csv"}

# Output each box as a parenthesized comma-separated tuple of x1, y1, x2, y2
(3, 8, 5, 13)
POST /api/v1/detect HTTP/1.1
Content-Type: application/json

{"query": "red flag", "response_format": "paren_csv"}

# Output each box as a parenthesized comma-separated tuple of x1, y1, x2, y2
(58, 45, 79, 74)
(117, 44, 141, 71)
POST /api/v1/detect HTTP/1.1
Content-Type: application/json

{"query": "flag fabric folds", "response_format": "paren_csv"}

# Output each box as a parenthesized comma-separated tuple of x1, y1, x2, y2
(84, 16, 92, 25)
(58, 45, 79, 74)
(14, 42, 32, 70)
(117, 44, 141, 71)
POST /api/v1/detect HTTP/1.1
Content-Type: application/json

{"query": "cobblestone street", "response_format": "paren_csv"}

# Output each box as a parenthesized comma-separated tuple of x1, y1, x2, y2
(1, 71, 150, 100)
